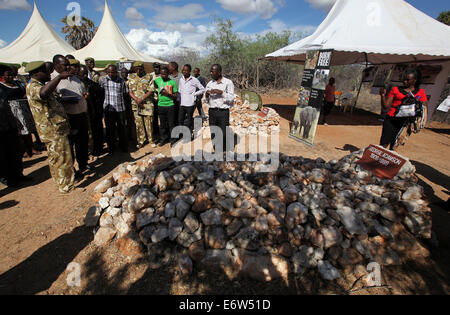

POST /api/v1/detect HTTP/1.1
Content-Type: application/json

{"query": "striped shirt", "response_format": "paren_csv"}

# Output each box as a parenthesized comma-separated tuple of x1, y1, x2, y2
(99, 76, 129, 112)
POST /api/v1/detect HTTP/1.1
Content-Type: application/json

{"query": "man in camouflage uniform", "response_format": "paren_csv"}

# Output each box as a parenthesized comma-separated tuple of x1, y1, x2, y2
(85, 57, 100, 83)
(128, 61, 157, 148)
(25, 61, 75, 194)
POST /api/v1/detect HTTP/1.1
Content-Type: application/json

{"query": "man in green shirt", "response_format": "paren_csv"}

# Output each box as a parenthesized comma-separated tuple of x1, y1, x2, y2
(154, 67, 178, 147)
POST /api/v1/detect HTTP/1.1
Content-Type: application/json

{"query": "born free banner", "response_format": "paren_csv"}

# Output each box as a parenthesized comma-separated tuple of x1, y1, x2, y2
(290, 49, 333, 146)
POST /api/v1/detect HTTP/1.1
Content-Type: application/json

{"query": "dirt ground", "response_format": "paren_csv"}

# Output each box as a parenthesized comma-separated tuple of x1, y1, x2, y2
(0, 95, 449, 295)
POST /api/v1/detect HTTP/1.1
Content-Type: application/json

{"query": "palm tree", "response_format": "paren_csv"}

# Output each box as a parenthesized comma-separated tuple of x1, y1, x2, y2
(437, 11, 450, 26)
(61, 16, 97, 50)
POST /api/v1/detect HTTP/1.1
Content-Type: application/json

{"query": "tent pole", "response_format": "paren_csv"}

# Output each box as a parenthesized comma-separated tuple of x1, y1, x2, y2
(256, 58, 260, 91)
(352, 53, 368, 113)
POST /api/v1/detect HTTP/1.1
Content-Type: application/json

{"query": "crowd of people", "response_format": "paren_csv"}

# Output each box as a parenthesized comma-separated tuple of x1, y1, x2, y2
(0, 55, 235, 193)
(1, 53, 429, 195)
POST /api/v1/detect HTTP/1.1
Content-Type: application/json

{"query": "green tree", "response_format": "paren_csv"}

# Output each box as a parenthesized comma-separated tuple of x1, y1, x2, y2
(61, 16, 97, 50)
(205, 18, 245, 79)
(204, 18, 304, 90)
(163, 48, 202, 70)
(437, 11, 450, 25)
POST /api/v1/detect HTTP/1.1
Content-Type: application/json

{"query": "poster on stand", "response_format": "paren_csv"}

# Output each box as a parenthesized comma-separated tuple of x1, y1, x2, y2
(290, 49, 333, 146)
(370, 64, 393, 94)
(389, 64, 416, 83)
(362, 66, 378, 83)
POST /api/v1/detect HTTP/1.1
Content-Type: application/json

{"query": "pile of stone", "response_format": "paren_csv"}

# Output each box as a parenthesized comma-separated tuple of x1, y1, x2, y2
(86, 147, 431, 282)
(230, 96, 281, 135)
(197, 95, 280, 140)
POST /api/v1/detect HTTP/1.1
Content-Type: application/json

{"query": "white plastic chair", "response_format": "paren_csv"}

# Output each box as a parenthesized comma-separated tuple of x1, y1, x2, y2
(341, 93, 355, 113)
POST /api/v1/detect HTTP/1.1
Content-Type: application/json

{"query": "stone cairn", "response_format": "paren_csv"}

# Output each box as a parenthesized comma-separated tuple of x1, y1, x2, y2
(200, 96, 281, 137)
(230, 96, 281, 136)
(86, 147, 431, 282)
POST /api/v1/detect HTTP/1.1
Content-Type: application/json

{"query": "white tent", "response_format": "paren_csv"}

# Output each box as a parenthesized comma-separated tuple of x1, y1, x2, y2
(265, 0, 450, 118)
(72, 1, 165, 64)
(265, 0, 450, 65)
(0, 3, 75, 64)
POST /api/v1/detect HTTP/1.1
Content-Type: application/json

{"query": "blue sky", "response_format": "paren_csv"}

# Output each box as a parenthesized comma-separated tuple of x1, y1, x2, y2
(0, 0, 448, 58)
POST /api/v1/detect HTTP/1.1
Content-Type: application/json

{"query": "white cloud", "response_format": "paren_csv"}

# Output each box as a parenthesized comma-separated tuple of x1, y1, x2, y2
(126, 28, 184, 57)
(125, 7, 147, 28)
(265, 19, 316, 36)
(129, 20, 147, 28)
(0, 39, 7, 48)
(126, 7, 144, 20)
(0, 0, 30, 10)
(155, 22, 197, 33)
(240, 19, 316, 42)
(216, 0, 280, 19)
(305, 0, 337, 11)
(125, 22, 216, 58)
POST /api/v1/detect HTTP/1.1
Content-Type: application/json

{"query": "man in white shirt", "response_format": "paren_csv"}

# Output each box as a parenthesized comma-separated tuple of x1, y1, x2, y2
(178, 64, 205, 138)
(52, 55, 90, 175)
(204, 64, 235, 153)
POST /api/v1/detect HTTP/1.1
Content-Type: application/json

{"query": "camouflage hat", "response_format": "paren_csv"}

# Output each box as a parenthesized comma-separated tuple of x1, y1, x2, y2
(85, 57, 95, 62)
(69, 59, 80, 65)
(133, 61, 144, 67)
(25, 61, 45, 73)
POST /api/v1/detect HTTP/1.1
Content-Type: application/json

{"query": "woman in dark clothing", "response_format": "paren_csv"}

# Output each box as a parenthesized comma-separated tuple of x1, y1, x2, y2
(0, 66, 28, 187)
(379, 69, 428, 151)
(0, 66, 40, 157)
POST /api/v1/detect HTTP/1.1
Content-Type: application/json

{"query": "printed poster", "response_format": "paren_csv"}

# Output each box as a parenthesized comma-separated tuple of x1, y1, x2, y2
(290, 49, 333, 146)
(437, 95, 450, 113)
(362, 66, 378, 83)
(370, 64, 393, 95)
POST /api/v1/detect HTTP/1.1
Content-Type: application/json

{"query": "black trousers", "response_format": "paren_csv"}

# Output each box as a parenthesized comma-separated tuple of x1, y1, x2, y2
(89, 110, 104, 154)
(179, 106, 196, 133)
(323, 101, 335, 116)
(124, 94, 137, 144)
(158, 106, 176, 143)
(152, 98, 160, 141)
(174, 100, 181, 129)
(380, 116, 408, 150)
(209, 108, 231, 151)
(0, 129, 23, 184)
(68, 113, 89, 170)
(195, 98, 204, 117)
(104, 110, 128, 152)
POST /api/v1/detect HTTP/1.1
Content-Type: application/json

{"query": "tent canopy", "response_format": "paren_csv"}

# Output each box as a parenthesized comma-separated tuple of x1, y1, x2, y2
(265, 0, 450, 65)
(72, 1, 165, 64)
(0, 3, 75, 64)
